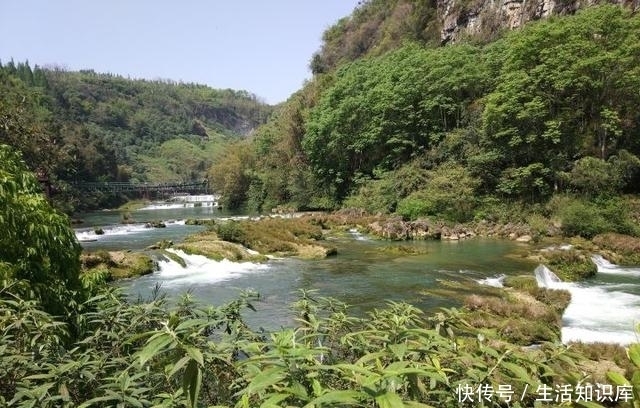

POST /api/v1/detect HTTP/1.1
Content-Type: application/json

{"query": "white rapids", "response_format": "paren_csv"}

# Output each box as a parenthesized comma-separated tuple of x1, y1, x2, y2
(534, 264, 640, 345)
(156, 249, 270, 287)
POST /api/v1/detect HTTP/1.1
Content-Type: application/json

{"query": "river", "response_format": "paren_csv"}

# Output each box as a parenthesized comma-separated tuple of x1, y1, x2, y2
(75, 201, 640, 344)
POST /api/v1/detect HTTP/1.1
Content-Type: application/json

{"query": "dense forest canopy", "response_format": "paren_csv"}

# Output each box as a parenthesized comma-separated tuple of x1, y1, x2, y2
(0, 60, 273, 211)
(211, 4, 640, 231)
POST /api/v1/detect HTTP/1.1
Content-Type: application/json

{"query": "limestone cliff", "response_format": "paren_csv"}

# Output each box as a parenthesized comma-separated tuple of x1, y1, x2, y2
(439, 0, 640, 43)
(313, 0, 640, 73)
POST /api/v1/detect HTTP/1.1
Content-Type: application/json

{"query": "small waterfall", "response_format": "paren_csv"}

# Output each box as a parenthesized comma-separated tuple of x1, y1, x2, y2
(531, 263, 640, 345)
(591, 255, 640, 276)
(478, 274, 506, 288)
(75, 219, 188, 242)
(156, 249, 270, 287)
(591, 254, 618, 272)
(534, 264, 562, 288)
(348, 228, 368, 241)
(75, 223, 150, 242)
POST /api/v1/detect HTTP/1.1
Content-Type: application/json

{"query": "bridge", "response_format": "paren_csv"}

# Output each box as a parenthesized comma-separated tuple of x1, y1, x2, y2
(73, 180, 210, 195)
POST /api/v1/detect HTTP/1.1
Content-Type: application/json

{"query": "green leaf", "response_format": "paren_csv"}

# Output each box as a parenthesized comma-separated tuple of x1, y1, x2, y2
(138, 332, 175, 365)
(628, 343, 640, 368)
(375, 391, 405, 408)
(183, 359, 202, 408)
(501, 362, 535, 386)
(389, 343, 408, 360)
(304, 390, 365, 407)
(184, 345, 204, 366)
(176, 318, 209, 332)
(168, 355, 191, 378)
(607, 371, 630, 386)
(241, 366, 286, 396)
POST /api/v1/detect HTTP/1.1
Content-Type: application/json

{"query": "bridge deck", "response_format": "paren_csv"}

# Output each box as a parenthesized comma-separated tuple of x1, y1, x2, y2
(73, 180, 209, 194)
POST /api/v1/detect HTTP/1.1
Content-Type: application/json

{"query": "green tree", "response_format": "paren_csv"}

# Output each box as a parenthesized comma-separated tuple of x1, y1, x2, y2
(208, 142, 256, 209)
(482, 6, 640, 199)
(397, 162, 479, 221)
(304, 43, 489, 200)
(0, 145, 83, 317)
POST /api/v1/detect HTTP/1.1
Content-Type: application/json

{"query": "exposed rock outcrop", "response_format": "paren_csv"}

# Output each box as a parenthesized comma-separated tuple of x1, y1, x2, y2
(439, 0, 639, 43)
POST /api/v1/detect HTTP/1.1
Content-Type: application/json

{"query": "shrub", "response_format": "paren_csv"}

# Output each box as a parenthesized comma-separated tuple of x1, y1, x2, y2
(559, 200, 608, 238)
(545, 249, 597, 281)
(593, 233, 640, 265)
(559, 197, 639, 238)
(396, 163, 479, 222)
(214, 220, 246, 243)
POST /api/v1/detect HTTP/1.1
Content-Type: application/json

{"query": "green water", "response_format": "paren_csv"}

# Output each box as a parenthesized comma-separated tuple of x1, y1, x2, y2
(77, 205, 535, 329)
(76, 205, 640, 342)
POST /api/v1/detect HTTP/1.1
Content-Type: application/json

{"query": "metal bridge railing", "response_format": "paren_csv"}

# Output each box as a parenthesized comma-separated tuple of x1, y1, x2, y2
(72, 180, 209, 194)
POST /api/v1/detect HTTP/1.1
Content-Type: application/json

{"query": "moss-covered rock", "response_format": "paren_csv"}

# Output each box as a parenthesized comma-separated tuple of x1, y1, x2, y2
(544, 249, 597, 281)
(379, 245, 430, 256)
(146, 239, 174, 250)
(463, 286, 570, 345)
(503, 275, 538, 291)
(80, 250, 157, 281)
(185, 218, 217, 226)
(593, 233, 640, 266)
(160, 249, 187, 267)
(208, 217, 337, 259)
(175, 239, 267, 262)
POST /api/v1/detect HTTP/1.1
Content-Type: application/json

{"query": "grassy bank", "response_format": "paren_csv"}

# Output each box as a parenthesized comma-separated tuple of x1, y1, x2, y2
(116, 199, 151, 211)
(80, 250, 156, 288)
(211, 217, 338, 259)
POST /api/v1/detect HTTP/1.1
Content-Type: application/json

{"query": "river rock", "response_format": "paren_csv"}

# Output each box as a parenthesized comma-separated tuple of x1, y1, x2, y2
(516, 234, 532, 243)
(368, 217, 411, 240)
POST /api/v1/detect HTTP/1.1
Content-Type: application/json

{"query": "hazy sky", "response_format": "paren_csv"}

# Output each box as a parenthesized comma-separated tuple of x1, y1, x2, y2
(0, 1, 360, 104)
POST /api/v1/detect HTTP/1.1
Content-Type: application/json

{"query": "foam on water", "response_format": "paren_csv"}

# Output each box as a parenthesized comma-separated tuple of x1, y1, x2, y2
(348, 228, 368, 241)
(535, 264, 640, 345)
(591, 255, 640, 276)
(75, 224, 150, 241)
(75, 219, 188, 242)
(157, 249, 270, 287)
(477, 274, 506, 288)
(141, 202, 219, 210)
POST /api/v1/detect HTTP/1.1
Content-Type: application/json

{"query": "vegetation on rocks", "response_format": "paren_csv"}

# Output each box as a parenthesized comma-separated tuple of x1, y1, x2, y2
(209, 5, 640, 252)
(174, 232, 267, 263)
(80, 250, 156, 285)
(3, 0, 640, 405)
(1, 142, 639, 407)
(540, 249, 598, 281)
(212, 217, 338, 259)
(593, 233, 640, 266)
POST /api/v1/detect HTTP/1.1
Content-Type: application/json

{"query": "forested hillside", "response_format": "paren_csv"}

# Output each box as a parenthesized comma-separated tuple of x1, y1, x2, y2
(212, 3, 640, 238)
(0, 61, 273, 211)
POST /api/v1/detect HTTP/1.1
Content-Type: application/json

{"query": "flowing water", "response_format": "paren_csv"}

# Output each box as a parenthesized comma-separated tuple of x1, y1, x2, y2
(75, 200, 640, 343)
(535, 262, 640, 345)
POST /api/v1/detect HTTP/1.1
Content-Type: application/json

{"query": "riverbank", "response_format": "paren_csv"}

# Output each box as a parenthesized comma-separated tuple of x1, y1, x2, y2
(74, 209, 639, 387)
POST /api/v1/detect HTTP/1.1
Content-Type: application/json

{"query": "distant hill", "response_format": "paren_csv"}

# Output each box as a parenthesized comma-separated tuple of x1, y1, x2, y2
(0, 61, 273, 210)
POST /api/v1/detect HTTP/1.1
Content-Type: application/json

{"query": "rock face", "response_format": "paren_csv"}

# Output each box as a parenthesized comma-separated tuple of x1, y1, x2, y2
(438, 0, 638, 43)
(366, 217, 532, 241)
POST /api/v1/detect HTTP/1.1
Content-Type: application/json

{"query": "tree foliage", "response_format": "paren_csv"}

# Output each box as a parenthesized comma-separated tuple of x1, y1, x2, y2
(223, 5, 640, 217)
(304, 43, 490, 199)
(0, 62, 273, 211)
(0, 145, 83, 317)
